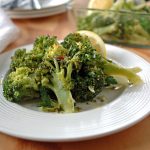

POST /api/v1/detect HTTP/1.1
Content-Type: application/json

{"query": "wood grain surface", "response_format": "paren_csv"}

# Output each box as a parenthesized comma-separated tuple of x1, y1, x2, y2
(0, 0, 150, 150)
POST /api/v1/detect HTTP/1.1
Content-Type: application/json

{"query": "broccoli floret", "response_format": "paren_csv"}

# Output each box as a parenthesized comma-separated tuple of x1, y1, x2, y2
(10, 48, 43, 71)
(4, 35, 76, 113)
(38, 87, 60, 112)
(3, 67, 39, 102)
(62, 33, 116, 102)
(33, 35, 58, 52)
(41, 58, 75, 113)
(10, 36, 59, 71)
(10, 49, 27, 71)
(105, 76, 118, 86)
(92, 14, 115, 28)
(3, 33, 142, 113)
(36, 38, 75, 112)
(77, 12, 98, 31)
(78, 11, 116, 34)
(77, 0, 150, 45)
(62, 33, 142, 102)
(72, 68, 106, 102)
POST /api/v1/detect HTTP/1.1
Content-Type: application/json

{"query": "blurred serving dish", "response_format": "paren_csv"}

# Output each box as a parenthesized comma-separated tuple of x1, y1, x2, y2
(0, 0, 72, 19)
(75, 0, 150, 48)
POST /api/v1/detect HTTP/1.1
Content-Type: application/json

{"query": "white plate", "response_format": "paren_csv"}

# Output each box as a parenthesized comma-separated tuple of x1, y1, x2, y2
(6, 6, 69, 19)
(4, 0, 72, 19)
(1, 0, 71, 10)
(0, 44, 150, 142)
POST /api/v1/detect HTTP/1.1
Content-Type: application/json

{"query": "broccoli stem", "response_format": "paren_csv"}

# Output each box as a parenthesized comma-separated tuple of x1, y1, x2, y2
(48, 59, 75, 113)
(103, 60, 143, 85)
(53, 87, 75, 113)
(129, 67, 142, 73)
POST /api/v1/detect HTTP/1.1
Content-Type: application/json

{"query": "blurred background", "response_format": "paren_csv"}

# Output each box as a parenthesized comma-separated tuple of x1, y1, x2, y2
(0, 0, 150, 52)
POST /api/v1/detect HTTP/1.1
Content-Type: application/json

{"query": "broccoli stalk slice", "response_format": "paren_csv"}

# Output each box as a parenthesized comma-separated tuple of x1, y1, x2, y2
(48, 59, 75, 113)
(103, 60, 143, 85)
(129, 67, 142, 73)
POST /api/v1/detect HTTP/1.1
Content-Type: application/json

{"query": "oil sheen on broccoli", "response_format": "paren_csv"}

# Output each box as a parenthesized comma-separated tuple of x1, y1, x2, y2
(78, 0, 150, 45)
(3, 33, 142, 113)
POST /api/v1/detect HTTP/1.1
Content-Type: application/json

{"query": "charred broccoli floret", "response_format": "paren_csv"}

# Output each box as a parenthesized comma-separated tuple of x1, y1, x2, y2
(3, 67, 39, 102)
(62, 33, 142, 102)
(62, 33, 106, 102)
(3, 33, 142, 113)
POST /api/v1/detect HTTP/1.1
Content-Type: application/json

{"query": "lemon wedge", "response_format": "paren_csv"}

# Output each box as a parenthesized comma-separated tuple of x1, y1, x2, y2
(77, 30, 107, 57)
(88, 0, 114, 9)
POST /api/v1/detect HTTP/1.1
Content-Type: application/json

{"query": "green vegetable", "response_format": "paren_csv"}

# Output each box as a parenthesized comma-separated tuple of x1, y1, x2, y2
(3, 67, 39, 102)
(62, 33, 142, 101)
(62, 33, 106, 102)
(39, 87, 60, 112)
(3, 33, 142, 113)
(78, 0, 150, 45)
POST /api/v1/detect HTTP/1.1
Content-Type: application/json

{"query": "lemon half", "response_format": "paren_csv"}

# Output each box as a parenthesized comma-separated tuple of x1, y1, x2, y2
(88, 0, 113, 9)
(77, 30, 107, 57)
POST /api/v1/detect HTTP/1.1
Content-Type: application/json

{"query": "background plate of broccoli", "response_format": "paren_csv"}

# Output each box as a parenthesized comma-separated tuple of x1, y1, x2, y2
(0, 38, 150, 141)
(76, 0, 150, 48)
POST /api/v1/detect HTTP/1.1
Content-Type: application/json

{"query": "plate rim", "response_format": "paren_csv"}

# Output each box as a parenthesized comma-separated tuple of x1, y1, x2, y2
(0, 44, 150, 142)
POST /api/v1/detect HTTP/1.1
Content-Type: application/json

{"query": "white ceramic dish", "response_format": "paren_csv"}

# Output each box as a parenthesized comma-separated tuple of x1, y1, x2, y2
(0, 44, 150, 142)
(6, 6, 68, 19)
(3, 0, 72, 19)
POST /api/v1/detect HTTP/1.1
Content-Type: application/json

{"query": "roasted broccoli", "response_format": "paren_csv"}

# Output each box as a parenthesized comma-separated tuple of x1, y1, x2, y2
(77, 0, 150, 45)
(3, 67, 39, 102)
(62, 33, 106, 102)
(62, 33, 142, 101)
(3, 33, 142, 113)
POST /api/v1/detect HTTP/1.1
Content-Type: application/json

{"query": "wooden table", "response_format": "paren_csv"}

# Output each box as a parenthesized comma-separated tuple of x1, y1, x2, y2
(0, 1, 150, 150)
